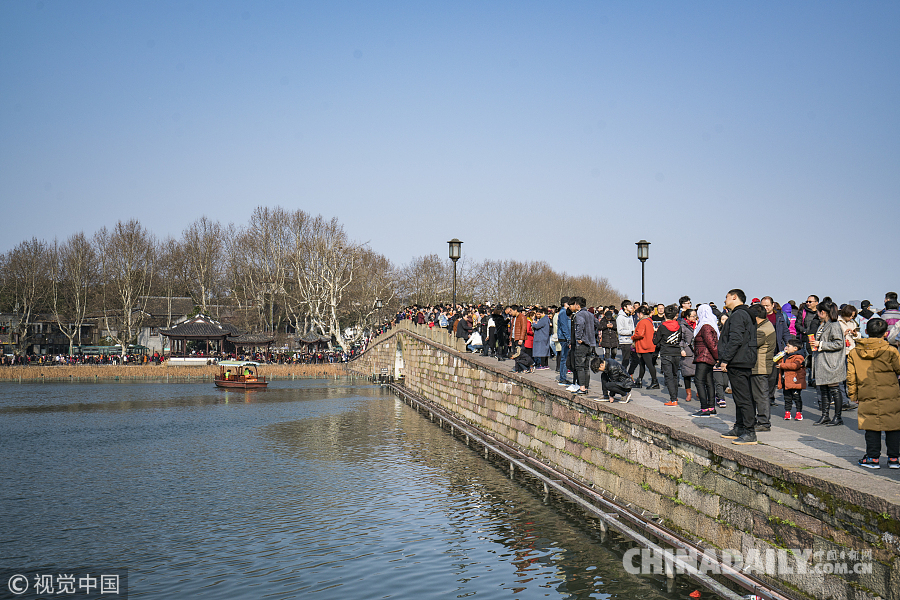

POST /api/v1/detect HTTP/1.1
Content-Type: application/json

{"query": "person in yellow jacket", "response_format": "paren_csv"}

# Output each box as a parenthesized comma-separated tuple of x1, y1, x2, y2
(848, 318, 900, 469)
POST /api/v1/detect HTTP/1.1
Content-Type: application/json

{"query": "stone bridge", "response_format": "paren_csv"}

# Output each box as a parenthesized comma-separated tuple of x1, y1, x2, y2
(350, 320, 900, 600)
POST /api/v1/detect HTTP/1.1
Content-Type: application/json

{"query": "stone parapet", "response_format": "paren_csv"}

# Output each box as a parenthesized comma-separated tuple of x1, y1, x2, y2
(350, 323, 900, 600)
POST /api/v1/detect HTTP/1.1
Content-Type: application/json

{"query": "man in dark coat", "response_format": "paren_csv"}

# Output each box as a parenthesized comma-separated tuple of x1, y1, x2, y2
(718, 289, 759, 445)
(795, 295, 821, 385)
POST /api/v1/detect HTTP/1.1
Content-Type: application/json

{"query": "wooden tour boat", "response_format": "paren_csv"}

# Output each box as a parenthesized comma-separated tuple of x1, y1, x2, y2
(214, 360, 268, 389)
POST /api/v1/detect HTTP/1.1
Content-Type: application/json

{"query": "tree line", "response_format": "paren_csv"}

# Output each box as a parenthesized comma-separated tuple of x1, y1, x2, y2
(0, 206, 622, 354)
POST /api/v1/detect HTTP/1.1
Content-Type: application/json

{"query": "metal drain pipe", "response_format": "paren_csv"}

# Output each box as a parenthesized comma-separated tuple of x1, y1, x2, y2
(387, 382, 797, 600)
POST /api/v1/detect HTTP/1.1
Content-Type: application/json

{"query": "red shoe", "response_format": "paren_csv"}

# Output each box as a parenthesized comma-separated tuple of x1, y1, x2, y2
(784, 411, 792, 420)
(795, 413, 803, 421)
(664, 401, 678, 406)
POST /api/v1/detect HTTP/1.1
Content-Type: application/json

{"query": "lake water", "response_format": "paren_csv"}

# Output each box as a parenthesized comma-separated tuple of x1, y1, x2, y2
(0, 379, 699, 599)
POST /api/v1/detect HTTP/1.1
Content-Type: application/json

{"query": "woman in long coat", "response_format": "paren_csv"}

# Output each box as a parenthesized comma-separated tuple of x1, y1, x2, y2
(531, 310, 552, 369)
(812, 301, 847, 426)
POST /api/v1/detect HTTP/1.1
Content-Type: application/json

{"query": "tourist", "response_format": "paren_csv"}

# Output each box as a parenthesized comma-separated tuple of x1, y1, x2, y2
(880, 298, 900, 347)
(568, 297, 598, 395)
(781, 301, 797, 337)
(762, 296, 789, 407)
(598, 310, 618, 359)
(508, 305, 527, 356)
(811, 301, 846, 427)
(629, 306, 658, 389)
(858, 300, 877, 338)
(590, 356, 633, 403)
(880, 292, 899, 317)
(692, 304, 719, 417)
(796, 295, 821, 386)
(718, 289, 759, 445)
(680, 308, 697, 403)
(616, 300, 636, 372)
(531, 308, 551, 370)
(777, 338, 806, 420)
(555, 297, 571, 384)
(653, 304, 683, 406)
(466, 329, 483, 353)
(495, 307, 510, 361)
(838, 303, 861, 410)
(750, 304, 776, 432)
(848, 318, 900, 469)
(713, 313, 730, 408)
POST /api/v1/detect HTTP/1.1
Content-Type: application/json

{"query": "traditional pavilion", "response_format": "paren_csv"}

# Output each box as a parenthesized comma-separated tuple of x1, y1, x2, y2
(159, 314, 240, 356)
(228, 332, 276, 355)
(296, 332, 332, 354)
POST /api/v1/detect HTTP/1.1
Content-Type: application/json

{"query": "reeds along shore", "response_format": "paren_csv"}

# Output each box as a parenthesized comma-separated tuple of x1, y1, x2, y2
(0, 363, 350, 382)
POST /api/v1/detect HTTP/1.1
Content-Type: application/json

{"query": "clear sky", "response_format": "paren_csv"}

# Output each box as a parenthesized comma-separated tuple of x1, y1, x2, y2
(2, 1, 898, 307)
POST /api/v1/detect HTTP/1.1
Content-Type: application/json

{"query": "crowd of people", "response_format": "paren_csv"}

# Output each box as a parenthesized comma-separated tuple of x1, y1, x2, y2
(0, 348, 361, 366)
(389, 290, 900, 468)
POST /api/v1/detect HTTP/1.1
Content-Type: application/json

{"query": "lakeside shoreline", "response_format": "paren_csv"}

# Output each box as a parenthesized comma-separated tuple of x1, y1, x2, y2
(0, 363, 351, 382)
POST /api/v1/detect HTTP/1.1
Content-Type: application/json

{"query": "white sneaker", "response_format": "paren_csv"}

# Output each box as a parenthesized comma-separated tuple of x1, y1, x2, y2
(566, 384, 580, 392)
(621, 391, 632, 404)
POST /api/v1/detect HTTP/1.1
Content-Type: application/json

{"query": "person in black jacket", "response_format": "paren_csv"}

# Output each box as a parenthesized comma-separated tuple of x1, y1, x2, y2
(653, 304, 683, 406)
(718, 289, 760, 445)
(795, 295, 821, 385)
(591, 356, 634, 403)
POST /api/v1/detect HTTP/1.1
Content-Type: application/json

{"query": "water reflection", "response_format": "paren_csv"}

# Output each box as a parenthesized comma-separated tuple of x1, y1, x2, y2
(1, 380, 696, 599)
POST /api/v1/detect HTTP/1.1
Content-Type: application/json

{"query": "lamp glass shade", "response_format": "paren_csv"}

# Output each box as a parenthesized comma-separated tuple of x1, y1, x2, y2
(375, 299, 383, 309)
(636, 240, 650, 261)
(448, 238, 462, 260)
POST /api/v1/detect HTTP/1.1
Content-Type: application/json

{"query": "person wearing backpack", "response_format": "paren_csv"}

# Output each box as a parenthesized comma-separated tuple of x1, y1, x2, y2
(653, 304, 683, 406)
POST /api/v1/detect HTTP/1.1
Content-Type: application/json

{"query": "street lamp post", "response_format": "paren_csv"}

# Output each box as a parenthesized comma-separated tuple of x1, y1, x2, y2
(447, 238, 462, 308)
(636, 240, 650, 304)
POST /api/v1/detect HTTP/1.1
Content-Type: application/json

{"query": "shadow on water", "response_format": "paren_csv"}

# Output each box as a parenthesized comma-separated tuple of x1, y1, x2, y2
(259, 394, 697, 600)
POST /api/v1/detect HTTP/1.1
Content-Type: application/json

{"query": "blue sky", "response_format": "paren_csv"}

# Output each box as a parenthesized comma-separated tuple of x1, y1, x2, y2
(2, 1, 898, 307)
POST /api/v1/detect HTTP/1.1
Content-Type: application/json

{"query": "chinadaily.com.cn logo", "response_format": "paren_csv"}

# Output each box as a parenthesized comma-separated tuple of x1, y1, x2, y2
(622, 548, 873, 576)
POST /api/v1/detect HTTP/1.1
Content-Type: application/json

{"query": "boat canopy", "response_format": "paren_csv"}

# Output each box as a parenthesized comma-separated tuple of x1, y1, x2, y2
(218, 360, 261, 367)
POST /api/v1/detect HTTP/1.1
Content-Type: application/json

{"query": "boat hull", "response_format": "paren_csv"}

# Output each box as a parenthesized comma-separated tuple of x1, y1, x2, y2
(214, 379, 268, 389)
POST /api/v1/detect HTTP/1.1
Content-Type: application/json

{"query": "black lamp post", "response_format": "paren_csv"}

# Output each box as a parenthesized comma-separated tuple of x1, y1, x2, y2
(636, 240, 650, 304)
(448, 238, 462, 308)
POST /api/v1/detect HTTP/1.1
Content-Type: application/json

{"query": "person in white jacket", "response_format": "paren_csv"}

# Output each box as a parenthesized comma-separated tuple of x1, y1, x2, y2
(466, 330, 483, 353)
(616, 300, 636, 372)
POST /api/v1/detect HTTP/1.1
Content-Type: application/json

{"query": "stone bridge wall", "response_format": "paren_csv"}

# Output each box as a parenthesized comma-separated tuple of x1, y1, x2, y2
(351, 321, 900, 600)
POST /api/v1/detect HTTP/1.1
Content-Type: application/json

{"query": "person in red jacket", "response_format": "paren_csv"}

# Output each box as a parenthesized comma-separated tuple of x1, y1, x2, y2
(777, 339, 807, 420)
(628, 306, 659, 389)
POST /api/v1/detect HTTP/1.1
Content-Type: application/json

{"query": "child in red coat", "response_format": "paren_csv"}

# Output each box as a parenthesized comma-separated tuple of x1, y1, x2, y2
(777, 339, 807, 420)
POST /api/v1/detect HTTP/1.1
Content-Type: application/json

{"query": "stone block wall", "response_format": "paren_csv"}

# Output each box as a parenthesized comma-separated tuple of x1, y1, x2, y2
(352, 323, 900, 600)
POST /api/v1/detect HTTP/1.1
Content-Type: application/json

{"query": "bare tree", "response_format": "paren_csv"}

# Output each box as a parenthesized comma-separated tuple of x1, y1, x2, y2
(291, 215, 359, 350)
(337, 247, 397, 343)
(181, 216, 222, 315)
(242, 206, 289, 332)
(399, 254, 450, 306)
(154, 236, 190, 326)
(2, 238, 50, 353)
(95, 220, 155, 355)
(49, 233, 97, 355)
